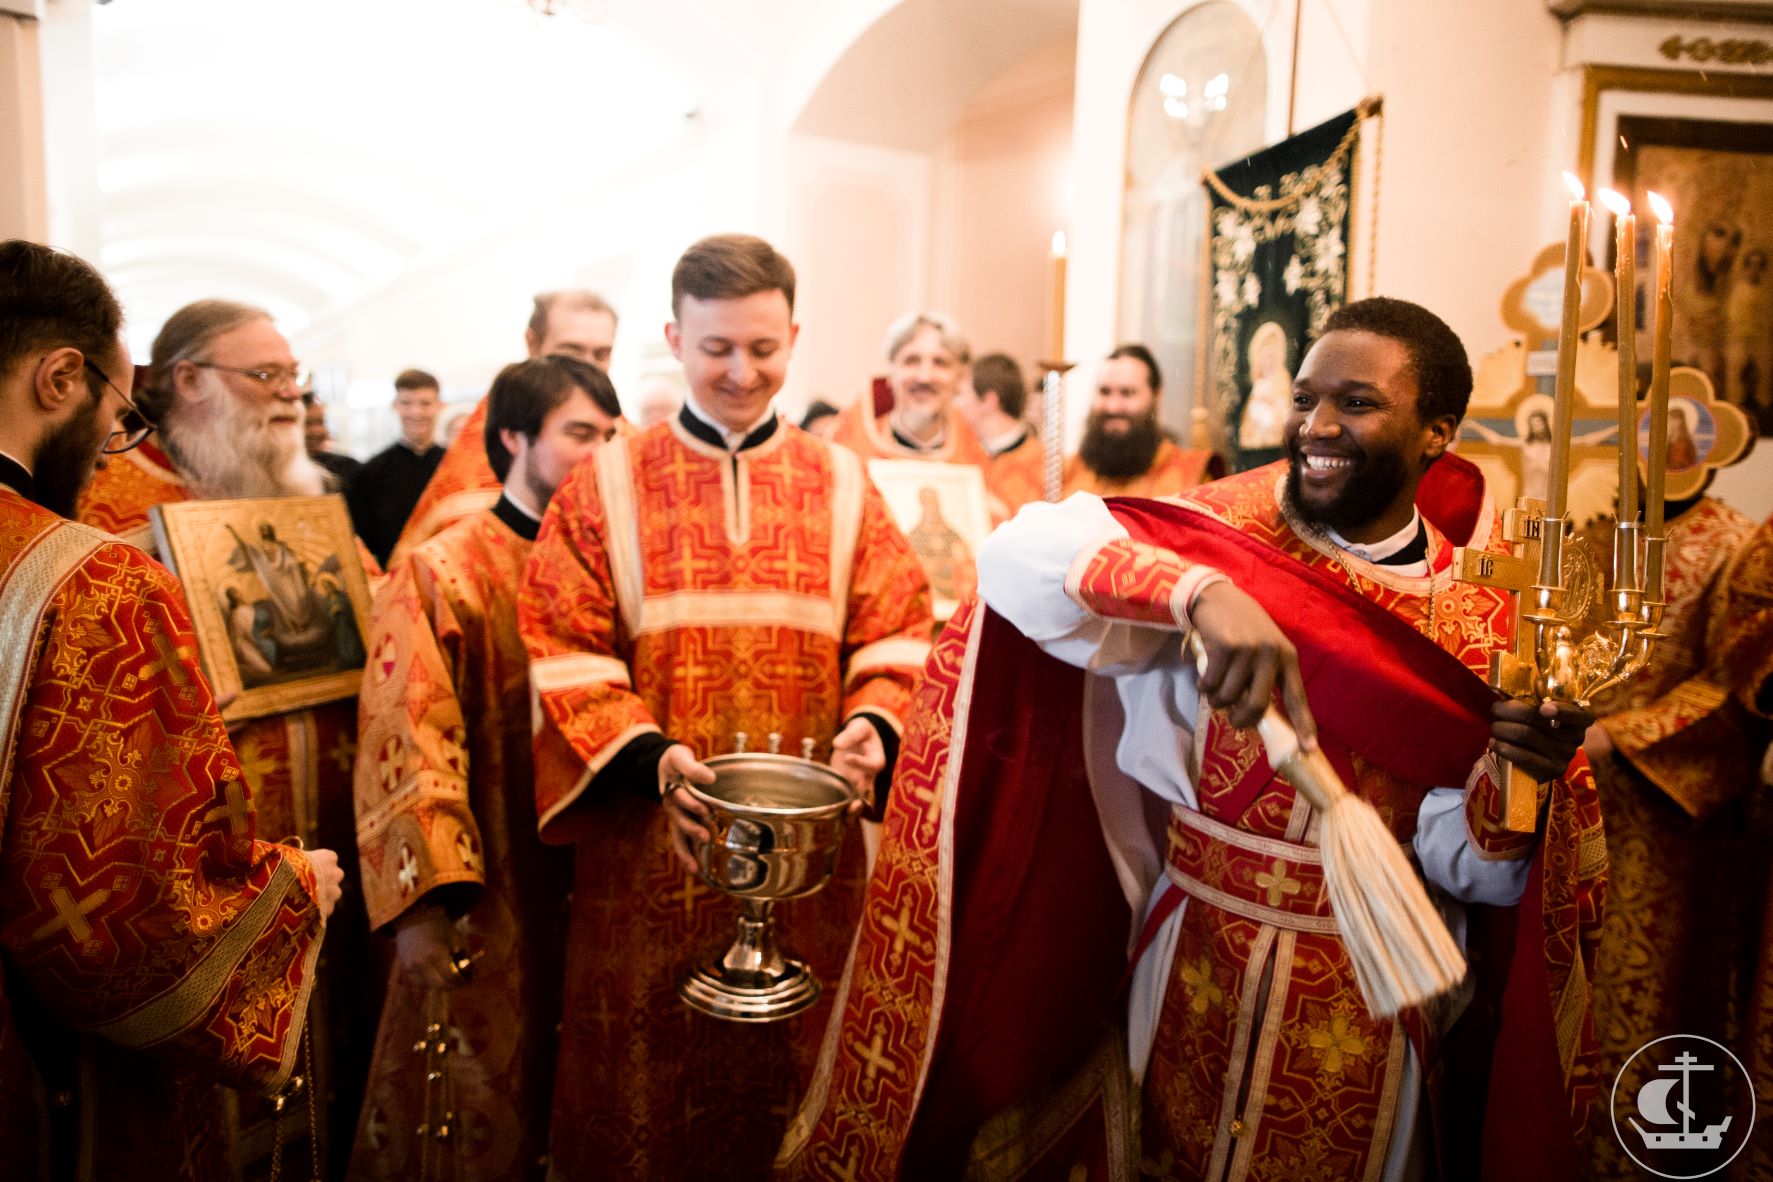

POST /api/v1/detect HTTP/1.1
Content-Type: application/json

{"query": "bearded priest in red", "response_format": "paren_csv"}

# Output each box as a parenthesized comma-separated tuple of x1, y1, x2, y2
(520, 234, 934, 1180)
(778, 298, 1605, 1182)
(349, 356, 620, 1180)
(73, 297, 379, 1175)
(0, 240, 345, 1180)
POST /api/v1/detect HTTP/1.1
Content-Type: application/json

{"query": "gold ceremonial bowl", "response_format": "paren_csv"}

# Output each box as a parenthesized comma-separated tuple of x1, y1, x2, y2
(685, 753, 852, 898)
(677, 751, 854, 1022)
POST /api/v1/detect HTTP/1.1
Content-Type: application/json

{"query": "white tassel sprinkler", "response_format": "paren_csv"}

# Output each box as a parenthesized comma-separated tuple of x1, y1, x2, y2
(1189, 634, 1467, 1019)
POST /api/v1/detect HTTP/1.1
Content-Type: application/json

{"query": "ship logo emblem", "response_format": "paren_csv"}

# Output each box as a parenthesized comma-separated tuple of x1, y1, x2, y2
(1612, 1034, 1755, 1179)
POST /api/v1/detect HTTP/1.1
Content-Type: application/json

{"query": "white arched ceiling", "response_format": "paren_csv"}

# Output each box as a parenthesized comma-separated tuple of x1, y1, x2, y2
(791, 0, 1078, 152)
(90, 0, 699, 356)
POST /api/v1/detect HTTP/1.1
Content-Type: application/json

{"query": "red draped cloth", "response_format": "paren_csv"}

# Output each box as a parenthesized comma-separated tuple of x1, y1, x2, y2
(778, 456, 1605, 1181)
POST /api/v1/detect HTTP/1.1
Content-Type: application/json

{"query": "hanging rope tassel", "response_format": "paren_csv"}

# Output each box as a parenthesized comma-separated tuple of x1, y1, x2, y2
(1189, 633, 1467, 1018)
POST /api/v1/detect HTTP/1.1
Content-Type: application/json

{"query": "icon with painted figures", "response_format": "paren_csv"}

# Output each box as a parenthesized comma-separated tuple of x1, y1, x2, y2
(1612, 1034, 1755, 1179)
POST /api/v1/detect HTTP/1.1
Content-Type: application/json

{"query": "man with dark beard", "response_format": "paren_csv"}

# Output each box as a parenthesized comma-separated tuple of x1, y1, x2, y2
(1065, 343, 1214, 497)
(73, 297, 377, 1177)
(781, 298, 1605, 1182)
(0, 241, 341, 1180)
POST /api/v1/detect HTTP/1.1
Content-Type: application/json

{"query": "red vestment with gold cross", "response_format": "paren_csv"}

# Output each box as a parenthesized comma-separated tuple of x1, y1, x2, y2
(74, 441, 381, 1173)
(1572, 498, 1769, 1181)
(350, 506, 570, 1180)
(0, 487, 324, 1180)
(520, 416, 934, 1180)
(777, 458, 1606, 1182)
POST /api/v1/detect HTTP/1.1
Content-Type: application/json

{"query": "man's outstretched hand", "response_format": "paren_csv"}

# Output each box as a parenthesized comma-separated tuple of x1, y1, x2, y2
(1189, 581, 1318, 750)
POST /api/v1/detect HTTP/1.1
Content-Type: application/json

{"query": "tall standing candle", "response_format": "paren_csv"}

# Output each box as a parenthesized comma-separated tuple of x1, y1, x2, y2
(1046, 230, 1068, 361)
(1542, 173, 1589, 584)
(1645, 192, 1674, 571)
(1598, 189, 1639, 520)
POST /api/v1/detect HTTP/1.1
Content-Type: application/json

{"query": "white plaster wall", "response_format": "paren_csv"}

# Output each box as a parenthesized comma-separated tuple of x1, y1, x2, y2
(778, 133, 933, 414)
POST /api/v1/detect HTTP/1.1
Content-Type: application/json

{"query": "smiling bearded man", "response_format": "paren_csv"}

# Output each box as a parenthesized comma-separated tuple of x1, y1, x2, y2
(780, 297, 1607, 1182)
(75, 299, 380, 1178)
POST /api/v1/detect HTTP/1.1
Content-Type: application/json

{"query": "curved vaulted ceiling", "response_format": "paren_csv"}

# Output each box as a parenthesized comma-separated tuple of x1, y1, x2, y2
(90, 0, 698, 355)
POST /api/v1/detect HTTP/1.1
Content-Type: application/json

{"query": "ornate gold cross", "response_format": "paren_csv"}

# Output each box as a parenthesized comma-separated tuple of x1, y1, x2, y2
(1452, 497, 1547, 833)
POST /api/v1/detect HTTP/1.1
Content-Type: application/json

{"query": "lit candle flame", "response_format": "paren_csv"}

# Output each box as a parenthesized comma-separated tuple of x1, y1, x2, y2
(1562, 171, 1586, 201)
(1051, 230, 1067, 258)
(1597, 188, 1631, 217)
(1647, 191, 1673, 224)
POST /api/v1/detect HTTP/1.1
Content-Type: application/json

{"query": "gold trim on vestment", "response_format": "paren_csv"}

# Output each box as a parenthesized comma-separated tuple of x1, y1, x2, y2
(530, 651, 633, 692)
(86, 855, 307, 1050)
(845, 637, 933, 685)
(593, 440, 645, 637)
(1208, 924, 1278, 1179)
(906, 603, 988, 1120)
(0, 509, 109, 801)
(827, 442, 864, 632)
(636, 590, 842, 639)
(408, 488, 500, 551)
(354, 769, 470, 843)
(535, 721, 662, 833)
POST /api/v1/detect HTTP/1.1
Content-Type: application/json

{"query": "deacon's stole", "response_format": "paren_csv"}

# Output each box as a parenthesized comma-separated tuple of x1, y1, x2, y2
(520, 419, 934, 1177)
(390, 398, 501, 569)
(350, 509, 569, 1180)
(778, 459, 1605, 1182)
(0, 492, 323, 1163)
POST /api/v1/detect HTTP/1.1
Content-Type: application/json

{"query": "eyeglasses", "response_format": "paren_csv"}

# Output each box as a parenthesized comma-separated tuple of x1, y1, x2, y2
(84, 359, 155, 455)
(186, 360, 311, 392)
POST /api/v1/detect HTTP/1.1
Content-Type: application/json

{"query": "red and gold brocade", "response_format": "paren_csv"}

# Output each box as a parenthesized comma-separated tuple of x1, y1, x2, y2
(74, 442, 381, 1171)
(349, 509, 569, 1181)
(520, 418, 933, 1179)
(1062, 438, 1214, 499)
(0, 490, 323, 1181)
(389, 398, 501, 569)
(779, 463, 1607, 1182)
(1572, 502, 1771, 1182)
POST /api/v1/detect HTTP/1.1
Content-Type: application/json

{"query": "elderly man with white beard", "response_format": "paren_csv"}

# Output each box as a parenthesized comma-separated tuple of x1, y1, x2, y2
(75, 298, 379, 1179)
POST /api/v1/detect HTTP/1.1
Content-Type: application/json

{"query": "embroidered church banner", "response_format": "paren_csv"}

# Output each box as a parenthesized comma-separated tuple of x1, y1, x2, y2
(1207, 107, 1360, 472)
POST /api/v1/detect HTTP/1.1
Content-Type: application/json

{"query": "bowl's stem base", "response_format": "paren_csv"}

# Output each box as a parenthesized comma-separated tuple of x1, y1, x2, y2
(677, 899, 821, 1022)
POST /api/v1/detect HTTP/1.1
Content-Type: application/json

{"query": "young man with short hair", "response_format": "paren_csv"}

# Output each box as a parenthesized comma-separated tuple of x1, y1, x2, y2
(520, 233, 933, 1179)
(957, 350, 1045, 515)
(350, 355, 619, 1181)
(349, 367, 446, 566)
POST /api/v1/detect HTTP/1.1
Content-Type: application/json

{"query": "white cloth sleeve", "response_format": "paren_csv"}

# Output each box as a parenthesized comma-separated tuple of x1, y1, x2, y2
(1412, 786, 1532, 906)
(978, 495, 1170, 676)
